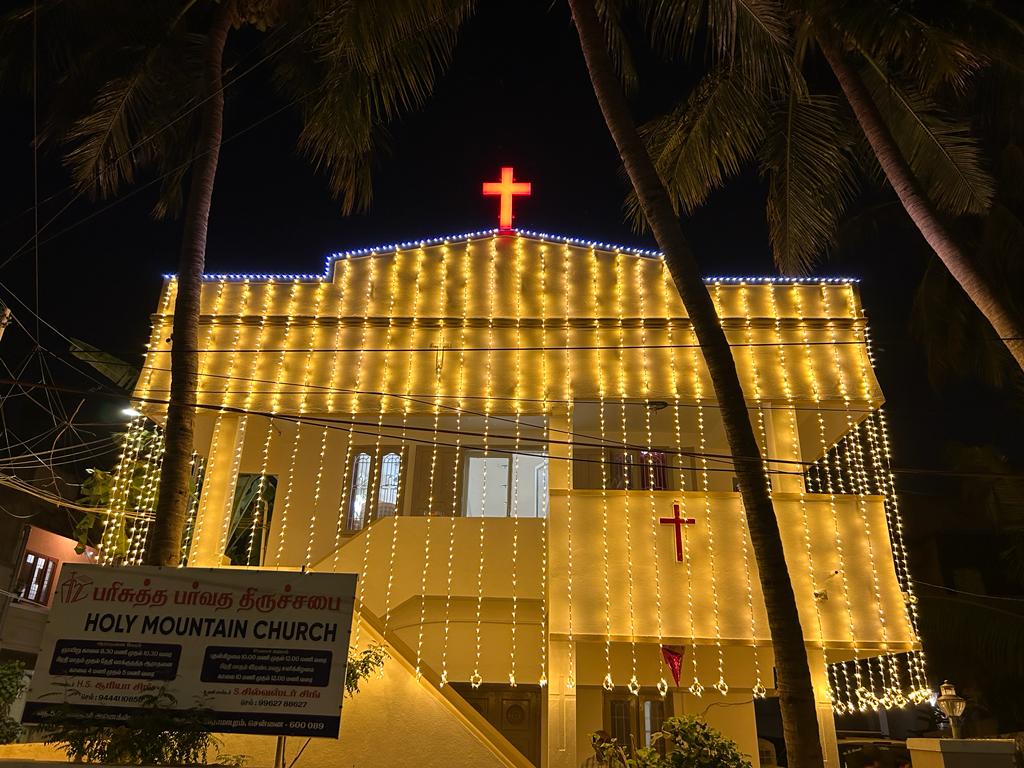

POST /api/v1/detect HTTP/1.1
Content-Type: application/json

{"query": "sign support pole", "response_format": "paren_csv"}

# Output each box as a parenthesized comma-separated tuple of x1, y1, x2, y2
(274, 735, 287, 768)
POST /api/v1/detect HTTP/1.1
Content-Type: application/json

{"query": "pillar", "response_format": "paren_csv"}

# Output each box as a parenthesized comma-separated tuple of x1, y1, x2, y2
(806, 647, 841, 768)
(545, 414, 575, 768)
(763, 403, 804, 494)
(190, 414, 246, 566)
(546, 640, 577, 768)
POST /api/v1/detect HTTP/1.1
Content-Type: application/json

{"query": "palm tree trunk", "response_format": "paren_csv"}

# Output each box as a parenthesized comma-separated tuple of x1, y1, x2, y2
(567, 2, 824, 766)
(817, 30, 1024, 373)
(146, 1, 233, 567)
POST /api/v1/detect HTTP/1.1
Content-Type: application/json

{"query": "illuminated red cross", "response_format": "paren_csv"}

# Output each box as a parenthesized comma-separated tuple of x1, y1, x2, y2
(660, 501, 696, 562)
(482, 166, 531, 231)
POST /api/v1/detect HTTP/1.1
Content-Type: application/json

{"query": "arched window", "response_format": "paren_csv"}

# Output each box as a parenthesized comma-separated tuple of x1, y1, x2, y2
(347, 453, 371, 531)
(376, 452, 402, 517)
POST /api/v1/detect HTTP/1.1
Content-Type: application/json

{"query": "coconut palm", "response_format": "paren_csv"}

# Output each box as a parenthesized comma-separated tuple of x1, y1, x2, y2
(1, 0, 473, 565)
(566, 2, 826, 766)
(631, 0, 1024, 372)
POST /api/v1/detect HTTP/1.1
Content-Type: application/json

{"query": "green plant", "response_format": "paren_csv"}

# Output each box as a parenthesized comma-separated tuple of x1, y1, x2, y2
(345, 645, 388, 697)
(592, 716, 752, 768)
(0, 661, 26, 744)
(42, 689, 242, 765)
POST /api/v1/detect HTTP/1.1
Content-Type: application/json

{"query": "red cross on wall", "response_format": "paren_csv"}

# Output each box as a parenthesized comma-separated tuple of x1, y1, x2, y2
(482, 166, 531, 231)
(660, 501, 696, 562)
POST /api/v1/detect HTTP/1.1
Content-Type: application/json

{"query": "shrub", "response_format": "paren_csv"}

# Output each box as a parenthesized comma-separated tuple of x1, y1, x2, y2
(593, 715, 752, 768)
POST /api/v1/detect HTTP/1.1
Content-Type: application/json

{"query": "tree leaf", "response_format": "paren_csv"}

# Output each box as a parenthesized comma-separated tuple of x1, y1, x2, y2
(859, 55, 995, 216)
(759, 89, 858, 274)
(638, 0, 791, 87)
(629, 66, 770, 227)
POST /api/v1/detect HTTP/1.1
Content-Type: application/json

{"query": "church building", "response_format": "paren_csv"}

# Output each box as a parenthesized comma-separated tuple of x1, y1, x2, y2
(102, 172, 928, 768)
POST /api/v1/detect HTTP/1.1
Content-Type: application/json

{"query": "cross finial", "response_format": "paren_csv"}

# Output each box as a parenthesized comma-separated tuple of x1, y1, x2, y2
(482, 166, 531, 231)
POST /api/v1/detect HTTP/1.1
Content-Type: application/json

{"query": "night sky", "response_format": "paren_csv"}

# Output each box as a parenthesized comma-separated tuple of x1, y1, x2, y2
(1, 1, 1020, 485)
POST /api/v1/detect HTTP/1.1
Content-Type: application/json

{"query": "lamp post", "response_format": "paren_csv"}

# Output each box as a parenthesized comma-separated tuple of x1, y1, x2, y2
(935, 680, 967, 739)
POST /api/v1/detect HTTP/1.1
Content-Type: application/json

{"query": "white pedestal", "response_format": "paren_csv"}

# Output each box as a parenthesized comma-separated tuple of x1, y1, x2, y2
(907, 738, 1017, 768)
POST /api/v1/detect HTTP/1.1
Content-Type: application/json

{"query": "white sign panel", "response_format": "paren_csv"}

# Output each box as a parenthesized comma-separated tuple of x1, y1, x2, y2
(23, 565, 356, 738)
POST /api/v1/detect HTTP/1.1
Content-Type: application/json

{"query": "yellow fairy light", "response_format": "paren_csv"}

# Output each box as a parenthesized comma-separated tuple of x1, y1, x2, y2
(440, 240, 472, 688)
(590, 246, 614, 693)
(415, 242, 449, 679)
(613, 250, 640, 696)
(389, 245, 426, 641)
(100, 417, 144, 563)
(354, 249, 403, 652)
(179, 452, 205, 565)
(858, 306, 929, 701)
(242, 279, 300, 567)
(729, 281, 767, 697)
(766, 284, 843, 711)
(537, 240, 549, 689)
(688, 288, 727, 696)
(561, 242, 577, 690)
(304, 261, 352, 570)
(821, 284, 894, 708)
(332, 254, 378, 573)
(636, 257, 669, 697)
(508, 235, 525, 687)
(117, 282, 175, 565)
(470, 235, 498, 689)
(238, 280, 276, 566)
(123, 425, 157, 565)
(273, 279, 327, 566)
(177, 278, 228, 562)
(128, 429, 165, 565)
(212, 280, 254, 562)
(792, 283, 866, 711)
(660, 263, 700, 695)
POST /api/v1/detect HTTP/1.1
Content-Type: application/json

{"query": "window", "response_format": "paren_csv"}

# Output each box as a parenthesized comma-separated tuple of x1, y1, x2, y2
(603, 690, 673, 754)
(17, 551, 58, 605)
(576, 448, 683, 491)
(224, 474, 277, 566)
(346, 450, 404, 531)
(347, 453, 372, 531)
(462, 451, 549, 518)
(377, 452, 402, 517)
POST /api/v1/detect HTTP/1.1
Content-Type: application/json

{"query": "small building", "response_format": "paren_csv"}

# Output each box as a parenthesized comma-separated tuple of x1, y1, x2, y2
(0, 524, 95, 660)
(101, 229, 927, 767)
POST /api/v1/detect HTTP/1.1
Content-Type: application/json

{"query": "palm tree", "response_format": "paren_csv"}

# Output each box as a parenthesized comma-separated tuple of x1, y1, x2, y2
(566, 2, 826, 766)
(633, 0, 1024, 372)
(2, 0, 473, 565)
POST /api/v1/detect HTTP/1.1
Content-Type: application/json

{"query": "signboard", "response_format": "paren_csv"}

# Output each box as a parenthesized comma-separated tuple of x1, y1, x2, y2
(23, 565, 357, 737)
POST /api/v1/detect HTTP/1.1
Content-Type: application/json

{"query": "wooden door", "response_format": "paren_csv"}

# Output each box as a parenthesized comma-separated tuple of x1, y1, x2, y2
(452, 683, 541, 766)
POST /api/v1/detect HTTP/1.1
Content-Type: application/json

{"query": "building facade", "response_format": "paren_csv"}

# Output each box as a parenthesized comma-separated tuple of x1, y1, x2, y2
(103, 231, 927, 767)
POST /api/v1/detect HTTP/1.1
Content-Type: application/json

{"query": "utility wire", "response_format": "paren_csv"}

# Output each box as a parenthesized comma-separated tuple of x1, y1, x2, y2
(4, 375, 1024, 484)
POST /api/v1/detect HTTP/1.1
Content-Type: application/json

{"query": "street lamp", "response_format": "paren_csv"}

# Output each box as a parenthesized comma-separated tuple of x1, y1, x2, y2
(936, 680, 967, 739)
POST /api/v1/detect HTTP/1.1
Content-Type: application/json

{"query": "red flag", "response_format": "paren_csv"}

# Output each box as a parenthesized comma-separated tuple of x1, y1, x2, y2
(661, 645, 684, 687)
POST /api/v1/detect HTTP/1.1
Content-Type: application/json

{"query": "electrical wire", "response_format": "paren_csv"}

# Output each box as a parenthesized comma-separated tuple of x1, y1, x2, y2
(2, 374, 1022, 484)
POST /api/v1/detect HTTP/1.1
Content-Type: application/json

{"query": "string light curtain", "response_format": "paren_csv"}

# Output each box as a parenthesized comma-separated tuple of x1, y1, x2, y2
(119, 231, 925, 708)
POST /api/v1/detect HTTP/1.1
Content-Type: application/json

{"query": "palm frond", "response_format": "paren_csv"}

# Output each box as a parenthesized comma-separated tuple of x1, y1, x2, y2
(915, 0, 1024, 78)
(759, 90, 858, 274)
(628, 67, 770, 228)
(278, 0, 473, 213)
(860, 56, 995, 217)
(60, 23, 206, 201)
(596, 0, 639, 94)
(822, 0, 983, 94)
(638, 0, 791, 87)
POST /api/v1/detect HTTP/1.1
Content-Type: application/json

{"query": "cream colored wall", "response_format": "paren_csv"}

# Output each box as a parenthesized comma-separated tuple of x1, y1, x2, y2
(141, 239, 882, 429)
(210, 656, 512, 768)
(548, 490, 915, 653)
